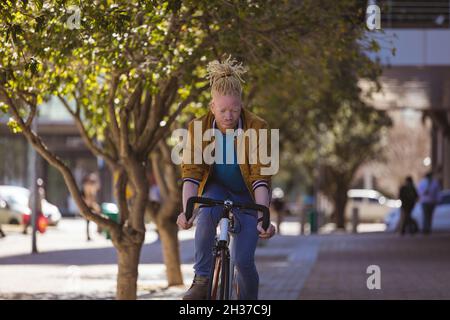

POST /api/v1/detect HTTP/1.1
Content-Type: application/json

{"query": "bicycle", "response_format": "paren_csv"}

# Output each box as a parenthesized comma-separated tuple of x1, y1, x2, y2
(185, 196, 270, 300)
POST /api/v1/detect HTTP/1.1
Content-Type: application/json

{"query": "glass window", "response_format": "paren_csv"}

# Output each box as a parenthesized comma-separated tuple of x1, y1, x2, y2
(0, 137, 27, 186)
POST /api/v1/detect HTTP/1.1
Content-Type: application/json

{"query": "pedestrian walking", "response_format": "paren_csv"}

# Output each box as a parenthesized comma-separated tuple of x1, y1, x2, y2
(398, 176, 418, 235)
(81, 173, 102, 241)
(417, 171, 441, 235)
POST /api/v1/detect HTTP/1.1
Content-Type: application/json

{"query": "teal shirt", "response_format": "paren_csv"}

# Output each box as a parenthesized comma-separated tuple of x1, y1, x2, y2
(211, 131, 248, 193)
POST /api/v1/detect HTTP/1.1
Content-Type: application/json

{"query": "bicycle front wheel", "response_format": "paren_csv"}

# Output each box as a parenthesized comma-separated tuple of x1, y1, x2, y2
(208, 247, 230, 300)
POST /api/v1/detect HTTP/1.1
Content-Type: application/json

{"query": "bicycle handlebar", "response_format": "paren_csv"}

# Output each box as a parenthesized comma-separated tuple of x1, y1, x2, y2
(185, 196, 271, 231)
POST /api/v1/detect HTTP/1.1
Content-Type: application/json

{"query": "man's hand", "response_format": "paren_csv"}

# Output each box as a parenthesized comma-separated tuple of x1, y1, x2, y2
(177, 212, 195, 230)
(257, 221, 276, 239)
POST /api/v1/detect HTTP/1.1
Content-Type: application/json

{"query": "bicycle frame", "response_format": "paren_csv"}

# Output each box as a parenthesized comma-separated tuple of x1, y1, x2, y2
(215, 200, 234, 299)
(185, 196, 270, 300)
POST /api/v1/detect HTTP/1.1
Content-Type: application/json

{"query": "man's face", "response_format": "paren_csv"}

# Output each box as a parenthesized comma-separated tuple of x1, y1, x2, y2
(210, 93, 242, 132)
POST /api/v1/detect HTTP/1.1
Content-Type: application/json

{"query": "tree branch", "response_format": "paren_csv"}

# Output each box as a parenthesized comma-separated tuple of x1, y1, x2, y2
(151, 150, 169, 201)
(125, 82, 143, 111)
(58, 95, 118, 169)
(158, 140, 180, 198)
(136, 77, 178, 154)
(119, 108, 131, 159)
(1, 87, 119, 234)
(136, 89, 152, 136)
(122, 157, 149, 233)
(143, 83, 209, 156)
(114, 167, 130, 226)
(107, 74, 121, 145)
(15, 91, 38, 128)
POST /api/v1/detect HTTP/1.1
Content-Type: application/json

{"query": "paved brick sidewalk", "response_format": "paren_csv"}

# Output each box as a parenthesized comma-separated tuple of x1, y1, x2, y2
(257, 235, 320, 299)
(0, 218, 196, 300)
(2, 217, 449, 299)
(298, 232, 450, 299)
(0, 217, 309, 300)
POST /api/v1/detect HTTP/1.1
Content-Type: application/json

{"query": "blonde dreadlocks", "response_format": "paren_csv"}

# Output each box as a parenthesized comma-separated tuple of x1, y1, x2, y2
(206, 55, 248, 97)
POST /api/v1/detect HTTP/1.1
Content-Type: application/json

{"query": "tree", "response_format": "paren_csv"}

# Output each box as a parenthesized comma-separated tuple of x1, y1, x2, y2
(361, 113, 431, 197)
(1, 0, 211, 299)
(247, 0, 392, 229)
(1, 0, 333, 298)
(318, 103, 392, 228)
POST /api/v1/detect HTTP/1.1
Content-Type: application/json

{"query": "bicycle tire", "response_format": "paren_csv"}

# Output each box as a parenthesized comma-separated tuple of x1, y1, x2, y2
(220, 248, 230, 300)
(208, 251, 221, 300)
(208, 247, 231, 300)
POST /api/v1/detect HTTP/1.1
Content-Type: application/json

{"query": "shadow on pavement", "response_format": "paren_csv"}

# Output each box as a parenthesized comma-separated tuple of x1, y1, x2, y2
(0, 238, 195, 266)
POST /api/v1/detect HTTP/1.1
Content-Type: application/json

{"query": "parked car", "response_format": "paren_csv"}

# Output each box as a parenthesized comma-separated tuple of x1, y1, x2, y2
(0, 186, 31, 225)
(345, 189, 401, 223)
(385, 190, 450, 232)
(0, 185, 61, 226)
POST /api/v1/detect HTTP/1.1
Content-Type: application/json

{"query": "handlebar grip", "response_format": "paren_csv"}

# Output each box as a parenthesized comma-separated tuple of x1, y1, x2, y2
(185, 196, 218, 221)
(185, 196, 270, 231)
(256, 204, 270, 231)
(240, 202, 270, 231)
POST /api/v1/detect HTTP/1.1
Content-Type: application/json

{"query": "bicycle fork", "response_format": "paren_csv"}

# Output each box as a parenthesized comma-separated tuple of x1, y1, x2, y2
(218, 216, 238, 300)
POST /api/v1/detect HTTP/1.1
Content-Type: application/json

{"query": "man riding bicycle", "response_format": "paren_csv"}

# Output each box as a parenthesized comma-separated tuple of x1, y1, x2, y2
(177, 55, 276, 300)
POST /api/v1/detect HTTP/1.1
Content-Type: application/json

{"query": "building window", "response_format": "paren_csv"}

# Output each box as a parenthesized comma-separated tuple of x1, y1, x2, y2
(0, 137, 27, 186)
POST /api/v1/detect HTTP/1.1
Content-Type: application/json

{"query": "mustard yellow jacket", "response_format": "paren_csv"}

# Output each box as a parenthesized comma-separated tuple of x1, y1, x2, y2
(181, 108, 272, 200)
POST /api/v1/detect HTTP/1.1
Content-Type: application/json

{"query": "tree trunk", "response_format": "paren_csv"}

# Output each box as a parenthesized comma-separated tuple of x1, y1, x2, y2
(334, 181, 349, 230)
(116, 241, 143, 300)
(151, 141, 184, 286)
(156, 211, 184, 286)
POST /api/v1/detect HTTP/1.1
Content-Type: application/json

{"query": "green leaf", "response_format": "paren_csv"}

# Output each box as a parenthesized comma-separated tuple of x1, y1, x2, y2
(35, 0, 43, 10)
(369, 39, 380, 53)
(26, 57, 39, 76)
(0, 102, 9, 114)
(7, 117, 22, 133)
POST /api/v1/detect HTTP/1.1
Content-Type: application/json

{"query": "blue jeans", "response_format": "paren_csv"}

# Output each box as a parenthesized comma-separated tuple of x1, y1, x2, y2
(194, 180, 260, 300)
